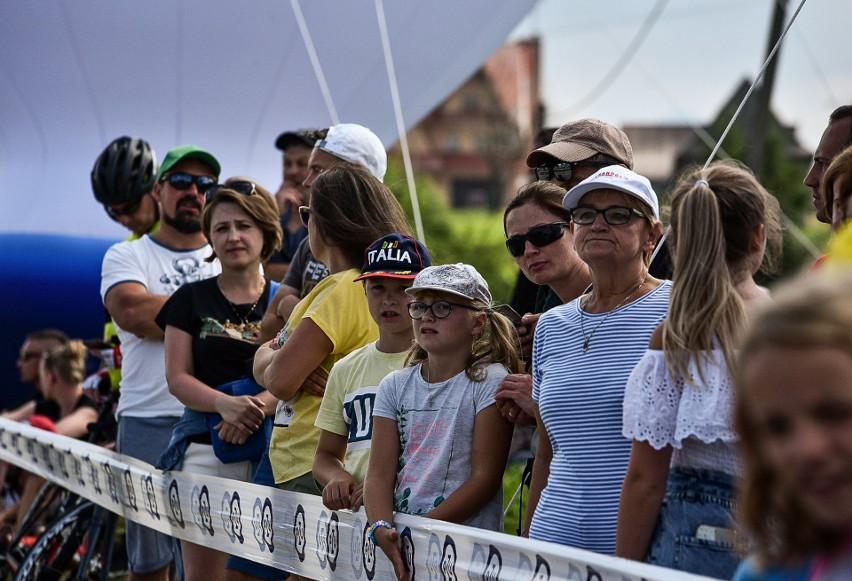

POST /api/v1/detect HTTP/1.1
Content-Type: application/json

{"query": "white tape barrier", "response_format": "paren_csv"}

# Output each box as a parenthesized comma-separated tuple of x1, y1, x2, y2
(0, 418, 719, 581)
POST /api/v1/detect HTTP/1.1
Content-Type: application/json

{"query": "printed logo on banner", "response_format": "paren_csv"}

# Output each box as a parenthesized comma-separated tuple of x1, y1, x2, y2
(467, 543, 503, 581)
(427, 533, 442, 581)
(221, 491, 244, 544)
(231, 492, 244, 543)
(84, 455, 101, 494)
(125, 470, 138, 511)
(71, 455, 85, 487)
(143, 474, 160, 519)
(483, 545, 502, 581)
(39, 441, 54, 471)
(10, 432, 21, 455)
(251, 498, 265, 551)
(441, 536, 459, 581)
(103, 462, 119, 503)
(56, 447, 70, 479)
(400, 526, 415, 581)
(584, 565, 603, 581)
(167, 479, 182, 527)
(363, 521, 377, 581)
(350, 516, 364, 578)
(25, 438, 35, 461)
(191, 484, 214, 535)
(327, 512, 339, 572)
(316, 510, 328, 569)
(532, 554, 551, 581)
(262, 498, 275, 552)
(294, 504, 307, 561)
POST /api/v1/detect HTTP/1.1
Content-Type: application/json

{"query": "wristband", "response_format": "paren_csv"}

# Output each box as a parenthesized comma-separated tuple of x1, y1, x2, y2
(367, 519, 394, 543)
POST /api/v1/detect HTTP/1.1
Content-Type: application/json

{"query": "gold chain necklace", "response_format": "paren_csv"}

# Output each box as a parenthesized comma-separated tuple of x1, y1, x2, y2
(221, 280, 265, 327)
(579, 272, 648, 353)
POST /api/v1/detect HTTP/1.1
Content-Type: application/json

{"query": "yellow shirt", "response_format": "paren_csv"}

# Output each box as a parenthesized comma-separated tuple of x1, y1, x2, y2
(269, 269, 378, 484)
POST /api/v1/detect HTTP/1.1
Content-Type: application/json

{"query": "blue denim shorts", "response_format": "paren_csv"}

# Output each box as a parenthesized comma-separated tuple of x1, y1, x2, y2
(646, 467, 742, 578)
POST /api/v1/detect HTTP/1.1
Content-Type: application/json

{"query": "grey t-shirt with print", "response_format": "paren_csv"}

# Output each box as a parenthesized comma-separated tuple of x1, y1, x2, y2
(373, 362, 507, 531)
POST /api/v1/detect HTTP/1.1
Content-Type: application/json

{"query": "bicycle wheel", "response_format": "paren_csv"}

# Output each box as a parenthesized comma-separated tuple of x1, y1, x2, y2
(13, 501, 107, 581)
(3, 482, 74, 576)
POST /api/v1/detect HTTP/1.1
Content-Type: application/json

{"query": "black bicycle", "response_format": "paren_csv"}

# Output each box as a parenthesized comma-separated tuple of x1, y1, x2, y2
(1, 391, 127, 581)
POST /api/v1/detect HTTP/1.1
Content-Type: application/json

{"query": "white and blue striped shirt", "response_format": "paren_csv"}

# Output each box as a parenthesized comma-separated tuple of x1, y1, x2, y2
(529, 280, 671, 554)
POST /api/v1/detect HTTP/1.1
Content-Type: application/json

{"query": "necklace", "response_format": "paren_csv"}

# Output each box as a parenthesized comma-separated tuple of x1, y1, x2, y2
(221, 279, 265, 327)
(579, 272, 648, 353)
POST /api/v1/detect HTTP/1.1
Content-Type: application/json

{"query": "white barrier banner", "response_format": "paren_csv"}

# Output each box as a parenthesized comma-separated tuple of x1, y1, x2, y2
(0, 418, 718, 581)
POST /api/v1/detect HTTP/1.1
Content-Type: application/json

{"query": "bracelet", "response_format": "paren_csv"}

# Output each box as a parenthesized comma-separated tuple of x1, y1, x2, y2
(367, 519, 394, 543)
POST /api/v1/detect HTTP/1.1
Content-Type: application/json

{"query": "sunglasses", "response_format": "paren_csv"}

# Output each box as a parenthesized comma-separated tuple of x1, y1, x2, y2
(161, 172, 217, 193)
(204, 181, 257, 204)
(299, 206, 311, 227)
(571, 206, 646, 226)
(19, 351, 41, 362)
(104, 198, 143, 221)
(505, 222, 570, 257)
(534, 161, 603, 183)
(407, 301, 477, 320)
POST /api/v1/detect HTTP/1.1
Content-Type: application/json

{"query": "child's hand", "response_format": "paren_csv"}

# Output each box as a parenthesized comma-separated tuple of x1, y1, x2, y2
(301, 366, 328, 397)
(322, 473, 364, 511)
(374, 526, 409, 581)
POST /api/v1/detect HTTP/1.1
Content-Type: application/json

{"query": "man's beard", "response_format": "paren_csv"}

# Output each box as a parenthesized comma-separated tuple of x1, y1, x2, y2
(163, 198, 202, 234)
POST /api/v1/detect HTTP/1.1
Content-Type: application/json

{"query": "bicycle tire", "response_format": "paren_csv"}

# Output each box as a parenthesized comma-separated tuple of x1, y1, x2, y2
(13, 501, 105, 581)
(3, 481, 73, 576)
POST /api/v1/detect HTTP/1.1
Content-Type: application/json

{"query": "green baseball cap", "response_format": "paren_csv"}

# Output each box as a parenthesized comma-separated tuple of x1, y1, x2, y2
(156, 144, 221, 181)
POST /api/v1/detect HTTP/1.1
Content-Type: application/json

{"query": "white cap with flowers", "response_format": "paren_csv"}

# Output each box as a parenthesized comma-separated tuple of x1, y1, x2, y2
(405, 263, 492, 307)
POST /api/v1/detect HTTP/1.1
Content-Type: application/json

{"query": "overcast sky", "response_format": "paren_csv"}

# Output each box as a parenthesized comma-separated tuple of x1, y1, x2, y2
(511, 0, 850, 152)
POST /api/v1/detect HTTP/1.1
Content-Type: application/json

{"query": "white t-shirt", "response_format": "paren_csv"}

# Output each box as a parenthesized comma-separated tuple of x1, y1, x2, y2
(373, 362, 507, 531)
(100, 235, 220, 418)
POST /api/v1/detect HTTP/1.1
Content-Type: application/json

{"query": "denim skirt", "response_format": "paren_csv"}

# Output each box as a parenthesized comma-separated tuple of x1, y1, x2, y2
(646, 467, 742, 578)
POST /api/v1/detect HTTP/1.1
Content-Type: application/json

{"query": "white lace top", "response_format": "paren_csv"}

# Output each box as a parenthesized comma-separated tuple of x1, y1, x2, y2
(622, 349, 740, 475)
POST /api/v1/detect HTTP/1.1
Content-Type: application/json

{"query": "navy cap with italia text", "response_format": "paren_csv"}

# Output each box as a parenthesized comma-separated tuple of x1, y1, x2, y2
(354, 233, 431, 281)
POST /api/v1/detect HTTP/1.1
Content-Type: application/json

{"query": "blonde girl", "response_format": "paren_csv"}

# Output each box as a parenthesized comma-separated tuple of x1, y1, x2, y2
(364, 263, 520, 581)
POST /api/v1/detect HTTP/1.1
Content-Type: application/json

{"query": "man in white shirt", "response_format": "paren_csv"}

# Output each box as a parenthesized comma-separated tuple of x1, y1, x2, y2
(100, 144, 222, 581)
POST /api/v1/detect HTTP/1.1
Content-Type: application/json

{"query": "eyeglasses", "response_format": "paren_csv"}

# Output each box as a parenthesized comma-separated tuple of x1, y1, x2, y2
(534, 161, 603, 183)
(407, 301, 477, 320)
(204, 181, 257, 204)
(570, 206, 646, 226)
(161, 172, 217, 193)
(298, 206, 311, 226)
(505, 222, 570, 257)
(18, 351, 41, 362)
(104, 198, 143, 221)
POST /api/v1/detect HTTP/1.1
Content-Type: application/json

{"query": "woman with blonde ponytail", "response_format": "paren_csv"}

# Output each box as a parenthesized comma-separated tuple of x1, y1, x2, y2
(615, 161, 782, 577)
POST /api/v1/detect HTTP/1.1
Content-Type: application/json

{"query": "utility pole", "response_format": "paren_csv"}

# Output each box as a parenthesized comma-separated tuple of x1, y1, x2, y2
(748, 0, 788, 178)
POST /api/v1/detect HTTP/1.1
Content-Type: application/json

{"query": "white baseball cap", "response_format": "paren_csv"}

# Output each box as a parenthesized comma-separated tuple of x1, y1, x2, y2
(316, 123, 387, 181)
(562, 165, 659, 219)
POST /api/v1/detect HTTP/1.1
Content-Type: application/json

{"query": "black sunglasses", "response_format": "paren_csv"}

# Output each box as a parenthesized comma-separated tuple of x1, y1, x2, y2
(407, 301, 477, 320)
(299, 206, 311, 226)
(204, 181, 257, 204)
(534, 161, 603, 183)
(18, 351, 41, 363)
(104, 198, 143, 221)
(161, 172, 217, 193)
(505, 222, 570, 257)
(571, 206, 646, 226)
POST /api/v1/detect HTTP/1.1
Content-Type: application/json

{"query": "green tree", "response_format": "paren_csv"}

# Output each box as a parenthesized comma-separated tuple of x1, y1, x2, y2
(385, 156, 518, 303)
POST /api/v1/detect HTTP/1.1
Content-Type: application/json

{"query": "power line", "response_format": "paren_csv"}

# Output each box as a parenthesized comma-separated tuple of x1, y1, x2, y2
(556, 0, 669, 117)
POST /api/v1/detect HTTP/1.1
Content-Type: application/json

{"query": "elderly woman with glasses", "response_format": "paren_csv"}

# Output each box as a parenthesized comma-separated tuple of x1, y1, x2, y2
(523, 166, 671, 555)
(495, 182, 592, 425)
(154, 177, 282, 580)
